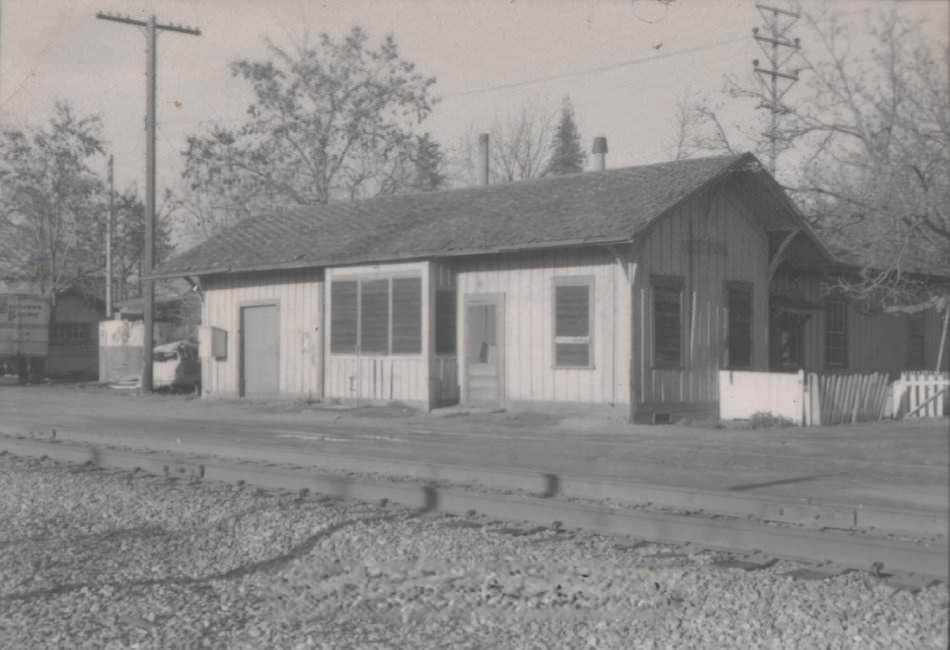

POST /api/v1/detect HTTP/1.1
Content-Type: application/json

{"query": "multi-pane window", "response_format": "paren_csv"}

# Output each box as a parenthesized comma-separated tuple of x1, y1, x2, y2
(434, 289, 457, 355)
(727, 282, 753, 369)
(653, 276, 683, 368)
(553, 277, 593, 368)
(359, 279, 389, 353)
(330, 281, 358, 354)
(391, 278, 423, 354)
(330, 276, 422, 355)
(824, 299, 848, 368)
(907, 314, 926, 370)
(52, 323, 90, 342)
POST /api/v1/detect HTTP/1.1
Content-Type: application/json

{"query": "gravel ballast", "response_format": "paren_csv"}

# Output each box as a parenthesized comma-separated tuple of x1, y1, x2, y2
(0, 454, 946, 649)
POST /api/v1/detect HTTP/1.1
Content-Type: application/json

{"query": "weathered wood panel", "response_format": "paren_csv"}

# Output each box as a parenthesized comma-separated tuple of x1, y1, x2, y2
(324, 261, 431, 406)
(455, 247, 632, 405)
(635, 186, 770, 408)
(772, 273, 950, 375)
(201, 268, 323, 399)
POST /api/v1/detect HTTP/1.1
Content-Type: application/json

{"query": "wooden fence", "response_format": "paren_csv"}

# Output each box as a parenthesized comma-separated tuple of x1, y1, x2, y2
(803, 372, 891, 426)
(719, 370, 902, 426)
(892, 371, 950, 419)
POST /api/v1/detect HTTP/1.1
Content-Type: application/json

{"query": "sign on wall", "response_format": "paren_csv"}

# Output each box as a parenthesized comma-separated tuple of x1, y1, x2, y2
(0, 294, 51, 357)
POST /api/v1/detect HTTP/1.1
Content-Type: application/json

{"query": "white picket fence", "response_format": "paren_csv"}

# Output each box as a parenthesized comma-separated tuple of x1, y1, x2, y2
(891, 371, 950, 419)
(719, 369, 948, 426)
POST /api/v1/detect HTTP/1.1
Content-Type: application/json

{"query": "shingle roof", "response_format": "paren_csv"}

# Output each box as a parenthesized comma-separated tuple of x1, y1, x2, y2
(154, 153, 754, 278)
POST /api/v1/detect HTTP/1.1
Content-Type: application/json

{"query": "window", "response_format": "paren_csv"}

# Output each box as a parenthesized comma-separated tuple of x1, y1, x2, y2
(392, 278, 422, 354)
(727, 282, 753, 369)
(907, 314, 926, 370)
(554, 277, 593, 368)
(653, 276, 683, 368)
(52, 323, 90, 343)
(824, 299, 848, 368)
(330, 275, 423, 356)
(330, 281, 358, 354)
(360, 279, 389, 353)
(435, 289, 457, 355)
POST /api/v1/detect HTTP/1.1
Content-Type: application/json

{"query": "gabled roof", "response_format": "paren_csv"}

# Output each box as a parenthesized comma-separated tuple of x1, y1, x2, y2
(154, 152, 826, 279)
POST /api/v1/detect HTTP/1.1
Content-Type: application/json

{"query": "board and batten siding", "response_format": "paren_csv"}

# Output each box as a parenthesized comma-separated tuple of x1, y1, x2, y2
(635, 186, 770, 409)
(200, 269, 323, 399)
(772, 272, 950, 375)
(455, 247, 632, 406)
(324, 261, 432, 407)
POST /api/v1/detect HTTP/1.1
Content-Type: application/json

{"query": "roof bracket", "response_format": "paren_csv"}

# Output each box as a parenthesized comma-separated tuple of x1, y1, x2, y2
(768, 229, 800, 283)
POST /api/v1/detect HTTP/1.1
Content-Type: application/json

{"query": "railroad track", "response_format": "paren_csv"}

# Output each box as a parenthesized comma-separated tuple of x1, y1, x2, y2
(1, 433, 946, 582)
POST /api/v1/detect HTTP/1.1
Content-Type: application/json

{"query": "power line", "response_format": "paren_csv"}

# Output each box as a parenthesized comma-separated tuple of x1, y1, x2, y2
(440, 34, 749, 99)
(96, 11, 201, 393)
(751, 2, 801, 174)
(0, 0, 80, 107)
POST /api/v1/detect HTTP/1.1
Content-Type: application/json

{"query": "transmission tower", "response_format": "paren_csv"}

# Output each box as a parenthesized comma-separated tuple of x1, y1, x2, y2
(752, 3, 801, 175)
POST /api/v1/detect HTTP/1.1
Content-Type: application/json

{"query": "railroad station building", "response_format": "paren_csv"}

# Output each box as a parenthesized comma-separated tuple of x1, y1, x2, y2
(153, 151, 949, 421)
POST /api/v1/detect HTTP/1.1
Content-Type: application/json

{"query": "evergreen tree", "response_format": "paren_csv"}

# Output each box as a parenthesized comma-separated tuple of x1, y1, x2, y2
(411, 134, 446, 192)
(545, 96, 586, 175)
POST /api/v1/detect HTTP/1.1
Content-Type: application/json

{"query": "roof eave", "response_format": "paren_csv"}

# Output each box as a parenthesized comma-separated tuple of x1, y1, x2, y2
(147, 235, 636, 280)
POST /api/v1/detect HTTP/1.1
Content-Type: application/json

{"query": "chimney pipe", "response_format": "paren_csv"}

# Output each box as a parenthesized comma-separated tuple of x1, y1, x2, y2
(478, 133, 490, 185)
(592, 136, 608, 171)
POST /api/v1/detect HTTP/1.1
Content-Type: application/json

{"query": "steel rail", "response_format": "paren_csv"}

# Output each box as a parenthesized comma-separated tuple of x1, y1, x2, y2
(1, 435, 946, 580)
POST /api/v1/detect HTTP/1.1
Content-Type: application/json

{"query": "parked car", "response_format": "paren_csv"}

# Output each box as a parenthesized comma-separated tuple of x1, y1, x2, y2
(152, 339, 200, 391)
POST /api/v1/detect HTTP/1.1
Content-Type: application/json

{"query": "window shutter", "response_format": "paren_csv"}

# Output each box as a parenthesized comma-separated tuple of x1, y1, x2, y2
(330, 281, 358, 354)
(555, 285, 589, 337)
(653, 277, 683, 367)
(392, 277, 422, 354)
(727, 283, 752, 369)
(435, 289, 457, 355)
(360, 279, 389, 354)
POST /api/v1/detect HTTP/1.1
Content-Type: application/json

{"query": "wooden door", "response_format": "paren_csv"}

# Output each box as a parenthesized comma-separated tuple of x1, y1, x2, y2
(465, 295, 504, 405)
(241, 304, 279, 396)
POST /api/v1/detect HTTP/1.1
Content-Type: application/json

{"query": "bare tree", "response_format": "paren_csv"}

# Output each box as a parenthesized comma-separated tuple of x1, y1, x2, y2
(676, 7, 950, 311)
(452, 98, 556, 186)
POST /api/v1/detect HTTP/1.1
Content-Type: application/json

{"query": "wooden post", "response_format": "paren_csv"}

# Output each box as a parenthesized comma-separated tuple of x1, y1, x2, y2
(936, 301, 949, 372)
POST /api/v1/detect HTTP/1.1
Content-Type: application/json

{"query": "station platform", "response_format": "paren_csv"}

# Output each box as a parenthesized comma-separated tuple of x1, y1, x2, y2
(1, 384, 946, 520)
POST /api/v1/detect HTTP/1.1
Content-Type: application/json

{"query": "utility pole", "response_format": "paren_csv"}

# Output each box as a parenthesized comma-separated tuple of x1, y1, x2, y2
(95, 12, 200, 392)
(752, 3, 801, 175)
(106, 154, 114, 318)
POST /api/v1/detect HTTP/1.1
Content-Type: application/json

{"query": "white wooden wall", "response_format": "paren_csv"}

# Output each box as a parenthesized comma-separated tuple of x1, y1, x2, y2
(455, 247, 632, 405)
(201, 269, 323, 399)
(324, 261, 432, 406)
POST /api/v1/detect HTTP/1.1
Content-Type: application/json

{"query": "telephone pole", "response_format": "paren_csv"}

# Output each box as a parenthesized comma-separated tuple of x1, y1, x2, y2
(752, 3, 801, 175)
(95, 12, 200, 392)
(106, 154, 114, 318)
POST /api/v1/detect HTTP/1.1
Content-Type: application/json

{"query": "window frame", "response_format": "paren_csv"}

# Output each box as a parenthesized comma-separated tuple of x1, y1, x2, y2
(52, 322, 90, 343)
(726, 281, 753, 370)
(391, 276, 423, 355)
(329, 273, 424, 357)
(824, 297, 849, 369)
(552, 275, 595, 369)
(652, 275, 685, 369)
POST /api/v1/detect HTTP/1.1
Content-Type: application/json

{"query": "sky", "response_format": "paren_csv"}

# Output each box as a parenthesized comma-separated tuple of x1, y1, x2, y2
(0, 0, 947, 204)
